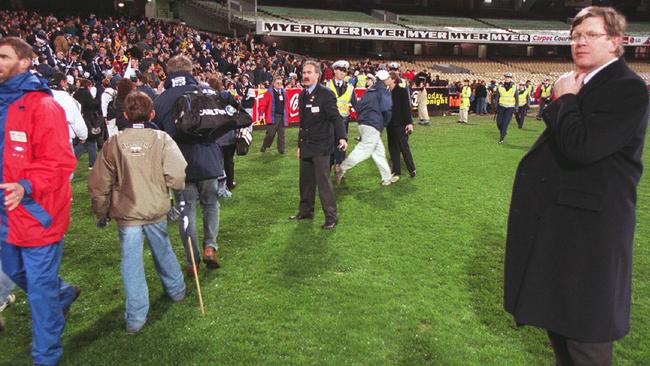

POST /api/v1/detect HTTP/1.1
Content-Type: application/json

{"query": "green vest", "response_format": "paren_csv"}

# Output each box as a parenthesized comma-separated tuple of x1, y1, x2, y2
(460, 86, 471, 109)
(356, 74, 367, 88)
(517, 89, 529, 107)
(498, 86, 516, 107)
(328, 80, 354, 117)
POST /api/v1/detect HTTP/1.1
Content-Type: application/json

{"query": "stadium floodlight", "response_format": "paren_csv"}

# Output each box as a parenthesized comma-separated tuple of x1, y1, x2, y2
(117, 2, 125, 7)
(484, 0, 492, 3)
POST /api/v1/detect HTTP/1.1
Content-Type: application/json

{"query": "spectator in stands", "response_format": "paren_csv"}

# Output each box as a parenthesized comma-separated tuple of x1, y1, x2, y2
(238, 74, 256, 119)
(154, 55, 223, 274)
(336, 70, 398, 186)
(536, 78, 552, 120)
(291, 60, 347, 230)
(0, 36, 80, 366)
(387, 72, 416, 178)
(495, 72, 518, 144)
(475, 79, 488, 115)
(260, 76, 287, 154)
(505, 7, 649, 366)
(88, 91, 187, 335)
(459, 79, 471, 124)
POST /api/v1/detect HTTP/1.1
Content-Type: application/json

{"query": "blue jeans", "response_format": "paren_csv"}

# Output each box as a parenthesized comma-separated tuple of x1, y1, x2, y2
(74, 139, 97, 168)
(176, 179, 220, 266)
(476, 97, 487, 114)
(1, 240, 77, 366)
(119, 221, 185, 330)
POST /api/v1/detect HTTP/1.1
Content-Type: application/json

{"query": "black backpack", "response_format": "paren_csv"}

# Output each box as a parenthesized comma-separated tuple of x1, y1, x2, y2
(172, 86, 252, 142)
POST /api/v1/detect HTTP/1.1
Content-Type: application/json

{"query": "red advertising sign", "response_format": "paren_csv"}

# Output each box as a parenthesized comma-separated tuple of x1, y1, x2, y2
(286, 88, 301, 125)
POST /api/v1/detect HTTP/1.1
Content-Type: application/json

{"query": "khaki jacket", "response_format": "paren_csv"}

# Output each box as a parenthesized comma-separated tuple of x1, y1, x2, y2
(88, 127, 187, 226)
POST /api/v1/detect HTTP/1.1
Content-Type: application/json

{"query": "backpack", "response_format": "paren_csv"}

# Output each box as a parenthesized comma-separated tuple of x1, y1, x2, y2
(172, 86, 252, 142)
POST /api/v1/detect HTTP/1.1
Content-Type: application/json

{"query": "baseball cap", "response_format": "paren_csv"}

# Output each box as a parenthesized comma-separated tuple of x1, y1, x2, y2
(376, 70, 389, 81)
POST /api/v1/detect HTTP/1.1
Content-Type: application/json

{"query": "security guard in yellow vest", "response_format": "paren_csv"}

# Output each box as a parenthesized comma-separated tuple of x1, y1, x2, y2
(459, 79, 472, 124)
(495, 72, 519, 144)
(536, 78, 552, 120)
(355, 72, 367, 88)
(327, 60, 357, 167)
(515, 81, 530, 129)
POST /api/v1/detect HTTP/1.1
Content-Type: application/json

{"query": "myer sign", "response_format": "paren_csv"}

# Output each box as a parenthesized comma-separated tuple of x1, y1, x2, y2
(257, 21, 650, 46)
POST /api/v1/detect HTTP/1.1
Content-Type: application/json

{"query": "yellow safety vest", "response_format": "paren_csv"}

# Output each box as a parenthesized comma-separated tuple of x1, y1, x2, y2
(460, 86, 471, 109)
(498, 86, 516, 107)
(344, 75, 351, 84)
(328, 80, 354, 117)
(356, 74, 366, 88)
(541, 84, 552, 98)
(517, 89, 529, 107)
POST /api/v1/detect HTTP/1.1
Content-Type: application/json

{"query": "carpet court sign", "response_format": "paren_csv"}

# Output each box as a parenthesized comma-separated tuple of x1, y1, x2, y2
(257, 21, 650, 46)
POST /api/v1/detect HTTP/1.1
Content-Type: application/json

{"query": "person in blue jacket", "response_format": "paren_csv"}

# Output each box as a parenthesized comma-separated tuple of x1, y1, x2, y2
(336, 70, 399, 186)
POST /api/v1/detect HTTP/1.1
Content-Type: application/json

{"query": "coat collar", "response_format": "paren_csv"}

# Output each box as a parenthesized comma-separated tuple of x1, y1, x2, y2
(525, 59, 625, 157)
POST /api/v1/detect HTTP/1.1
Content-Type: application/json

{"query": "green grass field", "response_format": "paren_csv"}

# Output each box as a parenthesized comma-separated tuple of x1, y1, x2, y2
(2, 114, 650, 365)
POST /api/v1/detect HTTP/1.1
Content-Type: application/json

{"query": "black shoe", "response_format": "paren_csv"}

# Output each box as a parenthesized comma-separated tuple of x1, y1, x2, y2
(260, 147, 266, 153)
(227, 181, 236, 191)
(409, 170, 416, 178)
(63, 285, 81, 320)
(289, 213, 313, 220)
(322, 219, 337, 230)
(354, 137, 361, 142)
(498, 139, 504, 144)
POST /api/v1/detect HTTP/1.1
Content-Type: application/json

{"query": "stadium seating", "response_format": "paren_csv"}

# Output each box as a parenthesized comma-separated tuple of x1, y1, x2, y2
(477, 18, 570, 31)
(394, 15, 486, 29)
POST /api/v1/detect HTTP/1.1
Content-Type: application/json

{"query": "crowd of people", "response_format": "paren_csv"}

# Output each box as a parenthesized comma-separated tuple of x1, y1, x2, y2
(0, 5, 648, 366)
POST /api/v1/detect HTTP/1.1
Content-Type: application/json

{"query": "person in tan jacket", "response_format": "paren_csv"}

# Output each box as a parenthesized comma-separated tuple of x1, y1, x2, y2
(88, 91, 187, 334)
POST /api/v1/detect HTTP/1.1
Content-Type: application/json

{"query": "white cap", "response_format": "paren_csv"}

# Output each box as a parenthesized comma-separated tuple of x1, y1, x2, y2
(504, 72, 513, 78)
(388, 62, 400, 69)
(332, 60, 349, 69)
(376, 69, 390, 81)
(366, 74, 376, 82)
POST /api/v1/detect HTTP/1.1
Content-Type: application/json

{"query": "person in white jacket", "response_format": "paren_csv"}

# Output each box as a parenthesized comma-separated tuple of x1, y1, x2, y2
(49, 72, 87, 146)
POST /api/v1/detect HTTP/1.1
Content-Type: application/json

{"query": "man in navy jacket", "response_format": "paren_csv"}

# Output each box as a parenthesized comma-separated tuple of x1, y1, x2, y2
(154, 55, 224, 274)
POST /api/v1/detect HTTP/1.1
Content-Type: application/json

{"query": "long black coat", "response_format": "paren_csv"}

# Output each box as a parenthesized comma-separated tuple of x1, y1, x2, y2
(504, 59, 649, 342)
(388, 85, 413, 128)
(298, 84, 346, 158)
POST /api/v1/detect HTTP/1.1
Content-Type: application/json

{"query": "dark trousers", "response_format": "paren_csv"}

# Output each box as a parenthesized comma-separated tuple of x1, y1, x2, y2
(496, 106, 515, 141)
(332, 117, 350, 165)
(548, 331, 613, 366)
(538, 97, 550, 118)
(261, 114, 285, 153)
(386, 125, 415, 176)
(74, 139, 98, 168)
(299, 154, 337, 222)
(516, 106, 527, 128)
(221, 144, 236, 189)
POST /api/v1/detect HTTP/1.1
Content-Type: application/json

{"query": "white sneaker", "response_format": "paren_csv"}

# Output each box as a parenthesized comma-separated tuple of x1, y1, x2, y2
(0, 293, 16, 312)
(381, 174, 400, 186)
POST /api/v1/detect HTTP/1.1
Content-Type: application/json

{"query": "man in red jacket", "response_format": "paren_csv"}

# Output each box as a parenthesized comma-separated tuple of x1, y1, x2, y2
(0, 37, 79, 366)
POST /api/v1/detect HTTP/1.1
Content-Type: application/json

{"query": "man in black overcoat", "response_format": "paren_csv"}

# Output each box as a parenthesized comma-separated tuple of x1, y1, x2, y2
(504, 7, 649, 365)
(290, 60, 347, 230)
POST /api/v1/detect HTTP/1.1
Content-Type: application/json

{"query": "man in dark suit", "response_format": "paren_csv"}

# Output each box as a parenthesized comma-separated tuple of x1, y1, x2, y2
(290, 61, 347, 230)
(386, 72, 416, 178)
(504, 7, 649, 365)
